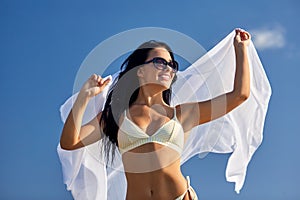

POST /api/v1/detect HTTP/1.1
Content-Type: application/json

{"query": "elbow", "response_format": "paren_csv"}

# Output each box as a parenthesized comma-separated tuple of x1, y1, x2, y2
(237, 90, 250, 103)
(59, 143, 70, 151)
(231, 89, 250, 105)
(242, 88, 250, 100)
(59, 141, 74, 151)
(60, 142, 81, 151)
(59, 136, 81, 151)
(226, 90, 250, 113)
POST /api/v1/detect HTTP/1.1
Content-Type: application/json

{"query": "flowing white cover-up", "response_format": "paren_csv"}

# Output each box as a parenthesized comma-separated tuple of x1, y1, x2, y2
(57, 30, 272, 199)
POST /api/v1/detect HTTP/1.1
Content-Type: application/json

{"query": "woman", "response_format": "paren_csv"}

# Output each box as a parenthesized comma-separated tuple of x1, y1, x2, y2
(60, 29, 251, 200)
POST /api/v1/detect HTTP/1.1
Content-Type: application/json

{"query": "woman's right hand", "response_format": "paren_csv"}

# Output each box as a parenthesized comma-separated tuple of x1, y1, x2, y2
(60, 73, 110, 150)
(79, 74, 111, 99)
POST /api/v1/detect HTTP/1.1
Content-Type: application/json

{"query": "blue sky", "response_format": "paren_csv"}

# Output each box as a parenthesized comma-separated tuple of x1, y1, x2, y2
(0, 0, 299, 199)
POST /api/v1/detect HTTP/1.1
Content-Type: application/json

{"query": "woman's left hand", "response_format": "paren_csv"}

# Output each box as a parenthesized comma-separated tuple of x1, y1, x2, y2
(234, 28, 251, 49)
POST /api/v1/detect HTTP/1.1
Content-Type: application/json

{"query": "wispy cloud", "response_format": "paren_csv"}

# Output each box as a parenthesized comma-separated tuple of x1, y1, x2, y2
(250, 26, 286, 50)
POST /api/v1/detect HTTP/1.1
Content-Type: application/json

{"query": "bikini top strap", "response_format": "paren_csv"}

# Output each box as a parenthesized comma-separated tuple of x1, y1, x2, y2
(186, 176, 191, 188)
(173, 107, 177, 120)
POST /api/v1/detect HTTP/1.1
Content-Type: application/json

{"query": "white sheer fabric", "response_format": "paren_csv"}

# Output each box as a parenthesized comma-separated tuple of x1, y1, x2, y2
(57, 30, 271, 199)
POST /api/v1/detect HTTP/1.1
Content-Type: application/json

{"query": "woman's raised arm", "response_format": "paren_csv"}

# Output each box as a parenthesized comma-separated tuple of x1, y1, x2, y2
(60, 74, 111, 150)
(177, 29, 251, 132)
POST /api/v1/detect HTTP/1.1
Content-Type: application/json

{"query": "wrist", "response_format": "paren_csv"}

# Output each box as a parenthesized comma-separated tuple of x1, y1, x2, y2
(235, 44, 248, 54)
(235, 41, 247, 48)
(77, 91, 92, 103)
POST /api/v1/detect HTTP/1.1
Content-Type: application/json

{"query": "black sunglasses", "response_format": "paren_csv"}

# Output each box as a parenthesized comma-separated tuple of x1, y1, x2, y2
(144, 57, 178, 73)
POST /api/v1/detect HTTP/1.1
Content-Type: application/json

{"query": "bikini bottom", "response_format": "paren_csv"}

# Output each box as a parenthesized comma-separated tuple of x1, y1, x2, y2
(174, 176, 198, 200)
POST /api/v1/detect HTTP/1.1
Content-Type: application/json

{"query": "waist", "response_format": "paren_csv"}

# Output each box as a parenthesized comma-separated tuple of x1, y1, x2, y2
(125, 162, 187, 200)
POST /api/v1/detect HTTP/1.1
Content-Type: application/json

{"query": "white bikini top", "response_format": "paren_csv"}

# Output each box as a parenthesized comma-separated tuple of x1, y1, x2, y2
(118, 108, 184, 155)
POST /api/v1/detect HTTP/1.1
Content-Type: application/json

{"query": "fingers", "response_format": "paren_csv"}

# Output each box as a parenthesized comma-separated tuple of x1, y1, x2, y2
(99, 76, 111, 86)
(97, 75, 102, 84)
(235, 28, 251, 41)
(245, 31, 251, 40)
(102, 77, 111, 86)
(90, 74, 100, 81)
(89, 74, 111, 86)
(241, 31, 250, 40)
(235, 30, 242, 43)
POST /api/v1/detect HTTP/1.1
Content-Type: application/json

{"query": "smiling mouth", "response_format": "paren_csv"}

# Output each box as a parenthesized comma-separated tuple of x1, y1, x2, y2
(159, 74, 171, 81)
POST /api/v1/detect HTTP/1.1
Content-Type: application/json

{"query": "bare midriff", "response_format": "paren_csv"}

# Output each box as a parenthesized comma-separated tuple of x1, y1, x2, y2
(122, 143, 189, 200)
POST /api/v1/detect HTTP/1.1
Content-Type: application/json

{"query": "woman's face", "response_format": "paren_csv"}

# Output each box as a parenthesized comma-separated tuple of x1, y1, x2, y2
(138, 47, 176, 89)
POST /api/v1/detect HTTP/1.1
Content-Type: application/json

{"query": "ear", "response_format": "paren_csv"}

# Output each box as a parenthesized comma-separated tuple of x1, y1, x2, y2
(137, 67, 144, 78)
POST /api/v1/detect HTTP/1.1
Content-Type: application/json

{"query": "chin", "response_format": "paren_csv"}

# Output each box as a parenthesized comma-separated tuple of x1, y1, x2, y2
(150, 82, 170, 91)
(163, 80, 173, 87)
(160, 82, 172, 90)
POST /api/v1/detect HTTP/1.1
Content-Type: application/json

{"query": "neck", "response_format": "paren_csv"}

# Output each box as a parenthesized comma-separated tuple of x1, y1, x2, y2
(135, 85, 166, 107)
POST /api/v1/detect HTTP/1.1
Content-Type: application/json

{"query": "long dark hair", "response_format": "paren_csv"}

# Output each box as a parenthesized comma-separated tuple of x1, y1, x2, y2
(100, 40, 178, 163)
